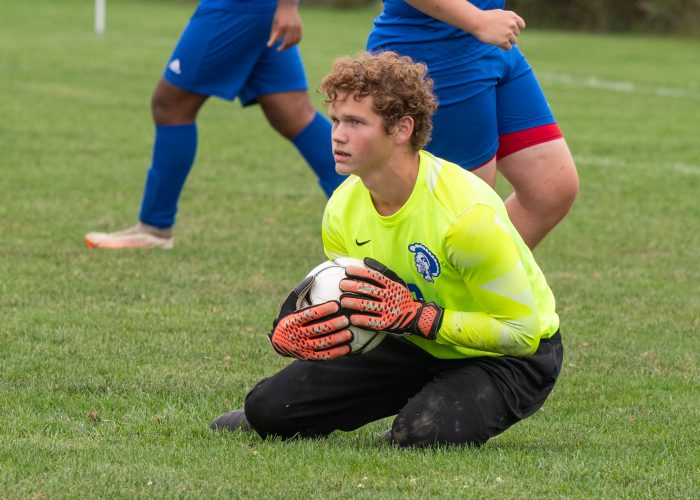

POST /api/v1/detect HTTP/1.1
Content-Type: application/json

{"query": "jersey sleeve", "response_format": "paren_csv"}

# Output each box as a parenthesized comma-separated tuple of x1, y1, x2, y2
(321, 207, 348, 259)
(438, 204, 541, 356)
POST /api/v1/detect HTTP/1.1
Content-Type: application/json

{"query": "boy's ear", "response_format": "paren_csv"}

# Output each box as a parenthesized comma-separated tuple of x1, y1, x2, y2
(393, 116, 415, 146)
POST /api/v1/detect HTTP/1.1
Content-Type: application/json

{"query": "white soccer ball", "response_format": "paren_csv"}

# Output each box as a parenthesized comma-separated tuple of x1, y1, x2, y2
(303, 257, 385, 355)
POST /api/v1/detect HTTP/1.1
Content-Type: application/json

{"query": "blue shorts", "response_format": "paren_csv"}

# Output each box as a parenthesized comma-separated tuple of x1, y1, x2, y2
(372, 44, 558, 170)
(164, 4, 308, 105)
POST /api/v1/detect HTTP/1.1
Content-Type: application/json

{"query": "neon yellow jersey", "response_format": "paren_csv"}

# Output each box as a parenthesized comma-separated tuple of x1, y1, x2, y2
(322, 151, 559, 359)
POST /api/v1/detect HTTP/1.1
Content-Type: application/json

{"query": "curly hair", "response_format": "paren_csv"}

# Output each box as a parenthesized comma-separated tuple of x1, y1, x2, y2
(319, 51, 438, 152)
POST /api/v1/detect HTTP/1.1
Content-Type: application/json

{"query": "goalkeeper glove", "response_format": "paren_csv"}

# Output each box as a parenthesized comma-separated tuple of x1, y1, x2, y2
(268, 276, 352, 360)
(339, 257, 443, 340)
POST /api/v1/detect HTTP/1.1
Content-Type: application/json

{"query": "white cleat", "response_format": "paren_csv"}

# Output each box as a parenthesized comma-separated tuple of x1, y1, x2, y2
(84, 223, 174, 249)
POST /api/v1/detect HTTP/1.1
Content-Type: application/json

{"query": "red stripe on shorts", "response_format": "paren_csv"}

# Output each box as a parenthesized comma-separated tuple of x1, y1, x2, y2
(496, 123, 563, 160)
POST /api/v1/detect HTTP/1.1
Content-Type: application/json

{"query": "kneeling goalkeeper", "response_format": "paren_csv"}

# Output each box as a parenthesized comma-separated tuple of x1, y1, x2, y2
(212, 51, 563, 448)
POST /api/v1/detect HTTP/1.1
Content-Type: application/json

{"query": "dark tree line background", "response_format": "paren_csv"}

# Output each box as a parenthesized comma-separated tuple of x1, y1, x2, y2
(507, 0, 700, 35)
(305, 0, 700, 36)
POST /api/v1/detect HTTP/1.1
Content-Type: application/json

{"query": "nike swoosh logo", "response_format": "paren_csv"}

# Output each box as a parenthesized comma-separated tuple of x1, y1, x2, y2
(355, 239, 371, 246)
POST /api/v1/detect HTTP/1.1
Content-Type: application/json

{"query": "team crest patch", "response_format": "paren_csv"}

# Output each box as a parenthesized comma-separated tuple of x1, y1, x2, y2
(408, 243, 440, 283)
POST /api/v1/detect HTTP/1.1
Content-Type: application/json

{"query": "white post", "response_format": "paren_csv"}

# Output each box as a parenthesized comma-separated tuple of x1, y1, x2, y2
(95, 0, 106, 35)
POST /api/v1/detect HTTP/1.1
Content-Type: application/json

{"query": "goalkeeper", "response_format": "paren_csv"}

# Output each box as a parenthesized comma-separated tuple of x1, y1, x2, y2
(212, 51, 563, 447)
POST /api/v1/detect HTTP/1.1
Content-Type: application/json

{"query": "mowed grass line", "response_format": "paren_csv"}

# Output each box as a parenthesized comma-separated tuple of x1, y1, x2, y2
(0, 0, 698, 497)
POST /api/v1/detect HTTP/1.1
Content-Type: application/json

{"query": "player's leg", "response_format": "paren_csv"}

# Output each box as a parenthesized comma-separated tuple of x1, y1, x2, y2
(498, 140, 578, 248)
(84, 82, 207, 250)
(139, 6, 271, 233)
(151, 78, 208, 125)
(241, 45, 346, 196)
(258, 91, 346, 196)
(495, 47, 579, 249)
(388, 332, 563, 448)
(85, 6, 268, 249)
(257, 90, 315, 140)
(136, 79, 208, 232)
(242, 337, 433, 439)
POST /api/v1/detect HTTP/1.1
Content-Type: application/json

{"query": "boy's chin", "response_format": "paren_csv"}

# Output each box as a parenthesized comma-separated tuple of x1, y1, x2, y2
(335, 163, 355, 176)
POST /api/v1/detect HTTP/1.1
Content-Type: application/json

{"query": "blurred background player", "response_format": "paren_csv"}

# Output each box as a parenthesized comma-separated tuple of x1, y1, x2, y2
(85, 0, 345, 249)
(366, 0, 579, 248)
(212, 52, 563, 448)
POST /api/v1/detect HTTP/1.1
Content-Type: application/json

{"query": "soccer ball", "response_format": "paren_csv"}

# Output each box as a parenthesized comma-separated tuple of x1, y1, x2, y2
(303, 257, 385, 354)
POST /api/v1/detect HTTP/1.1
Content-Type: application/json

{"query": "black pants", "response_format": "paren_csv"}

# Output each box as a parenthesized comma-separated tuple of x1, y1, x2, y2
(244, 332, 563, 447)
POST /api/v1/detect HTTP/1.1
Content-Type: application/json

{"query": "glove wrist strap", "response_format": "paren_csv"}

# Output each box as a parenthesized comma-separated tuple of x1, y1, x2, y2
(412, 302, 443, 341)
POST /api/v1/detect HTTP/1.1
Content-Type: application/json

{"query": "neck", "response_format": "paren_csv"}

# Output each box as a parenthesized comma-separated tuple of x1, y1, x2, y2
(362, 150, 420, 216)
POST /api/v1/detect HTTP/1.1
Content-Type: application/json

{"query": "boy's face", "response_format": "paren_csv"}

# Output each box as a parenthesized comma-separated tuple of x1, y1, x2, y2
(328, 92, 396, 177)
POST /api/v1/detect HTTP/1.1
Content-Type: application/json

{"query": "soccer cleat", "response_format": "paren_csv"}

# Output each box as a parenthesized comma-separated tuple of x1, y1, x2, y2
(84, 223, 174, 249)
(210, 409, 252, 432)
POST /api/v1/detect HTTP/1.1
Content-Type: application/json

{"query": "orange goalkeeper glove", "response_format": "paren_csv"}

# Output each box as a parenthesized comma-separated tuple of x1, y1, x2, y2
(339, 257, 443, 340)
(268, 276, 352, 360)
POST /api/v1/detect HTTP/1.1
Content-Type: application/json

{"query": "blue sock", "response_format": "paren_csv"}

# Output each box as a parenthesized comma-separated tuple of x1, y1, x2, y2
(292, 112, 346, 197)
(139, 123, 197, 228)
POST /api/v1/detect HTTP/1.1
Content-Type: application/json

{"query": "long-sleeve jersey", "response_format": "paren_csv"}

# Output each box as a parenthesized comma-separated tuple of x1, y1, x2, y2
(322, 151, 559, 359)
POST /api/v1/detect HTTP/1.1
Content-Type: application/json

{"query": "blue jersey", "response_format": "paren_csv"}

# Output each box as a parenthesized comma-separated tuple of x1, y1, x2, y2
(200, 0, 278, 12)
(368, 0, 505, 69)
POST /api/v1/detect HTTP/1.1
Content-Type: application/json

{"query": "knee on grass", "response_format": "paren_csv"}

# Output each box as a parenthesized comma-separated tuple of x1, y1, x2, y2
(243, 386, 317, 440)
(390, 412, 489, 448)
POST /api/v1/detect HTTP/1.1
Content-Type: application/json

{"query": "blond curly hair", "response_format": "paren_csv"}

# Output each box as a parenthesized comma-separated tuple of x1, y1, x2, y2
(319, 51, 438, 152)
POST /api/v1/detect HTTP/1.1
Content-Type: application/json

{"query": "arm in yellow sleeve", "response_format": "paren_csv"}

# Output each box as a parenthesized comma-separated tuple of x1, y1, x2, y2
(438, 204, 541, 356)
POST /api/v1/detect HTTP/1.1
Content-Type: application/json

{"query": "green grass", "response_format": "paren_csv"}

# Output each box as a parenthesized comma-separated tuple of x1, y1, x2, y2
(1, 0, 699, 497)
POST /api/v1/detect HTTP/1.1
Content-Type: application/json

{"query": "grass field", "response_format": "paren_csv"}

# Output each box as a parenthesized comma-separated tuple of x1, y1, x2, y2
(1, 0, 698, 497)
